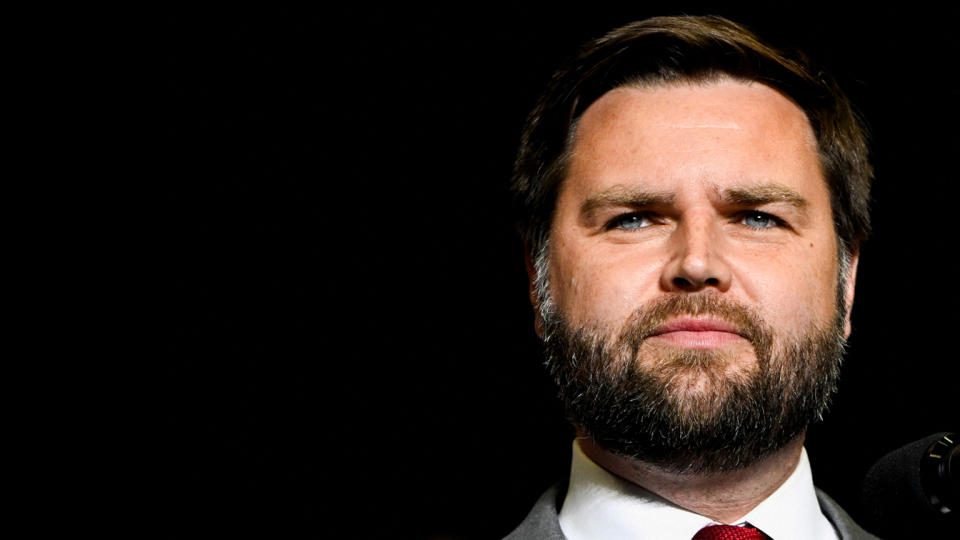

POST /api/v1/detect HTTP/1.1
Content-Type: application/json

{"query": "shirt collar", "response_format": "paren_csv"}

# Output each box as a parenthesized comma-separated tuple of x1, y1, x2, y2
(739, 445, 838, 540)
(557, 440, 838, 540)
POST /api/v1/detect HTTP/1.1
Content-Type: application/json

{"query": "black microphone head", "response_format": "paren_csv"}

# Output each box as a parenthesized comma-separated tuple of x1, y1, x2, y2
(861, 432, 958, 537)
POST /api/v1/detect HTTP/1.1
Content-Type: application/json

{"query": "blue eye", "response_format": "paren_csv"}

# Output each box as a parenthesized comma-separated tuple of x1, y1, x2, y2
(741, 212, 778, 229)
(609, 213, 653, 230)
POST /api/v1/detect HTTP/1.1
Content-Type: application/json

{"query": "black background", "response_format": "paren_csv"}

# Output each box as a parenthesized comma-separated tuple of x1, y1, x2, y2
(159, 4, 958, 538)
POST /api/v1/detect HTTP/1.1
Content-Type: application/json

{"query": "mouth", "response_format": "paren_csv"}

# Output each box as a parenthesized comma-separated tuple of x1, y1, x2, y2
(648, 317, 746, 348)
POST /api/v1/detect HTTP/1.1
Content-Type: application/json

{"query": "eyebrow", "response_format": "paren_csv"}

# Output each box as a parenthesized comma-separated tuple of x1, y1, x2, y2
(579, 182, 810, 219)
(580, 186, 675, 216)
(721, 184, 809, 209)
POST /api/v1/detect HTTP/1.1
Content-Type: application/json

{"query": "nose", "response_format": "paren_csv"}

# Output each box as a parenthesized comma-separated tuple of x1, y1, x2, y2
(660, 213, 732, 292)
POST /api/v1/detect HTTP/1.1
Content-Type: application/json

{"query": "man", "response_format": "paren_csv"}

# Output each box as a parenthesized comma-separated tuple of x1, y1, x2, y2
(506, 16, 878, 539)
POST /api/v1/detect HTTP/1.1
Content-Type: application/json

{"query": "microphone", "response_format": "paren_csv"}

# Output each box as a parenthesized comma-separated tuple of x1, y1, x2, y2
(861, 432, 958, 535)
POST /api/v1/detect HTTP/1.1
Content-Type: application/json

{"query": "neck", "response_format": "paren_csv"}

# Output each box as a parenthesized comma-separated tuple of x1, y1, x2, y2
(577, 434, 806, 524)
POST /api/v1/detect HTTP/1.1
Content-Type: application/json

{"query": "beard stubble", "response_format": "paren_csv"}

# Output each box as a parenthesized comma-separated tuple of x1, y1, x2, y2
(540, 291, 847, 474)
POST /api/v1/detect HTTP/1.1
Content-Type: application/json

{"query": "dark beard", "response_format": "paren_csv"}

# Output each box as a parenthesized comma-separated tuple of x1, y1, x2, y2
(541, 293, 846, 474)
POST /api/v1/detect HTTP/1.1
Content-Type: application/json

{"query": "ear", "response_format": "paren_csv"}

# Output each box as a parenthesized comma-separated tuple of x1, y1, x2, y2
(524, 246, 545, 339)
(842, 251, 860, 339)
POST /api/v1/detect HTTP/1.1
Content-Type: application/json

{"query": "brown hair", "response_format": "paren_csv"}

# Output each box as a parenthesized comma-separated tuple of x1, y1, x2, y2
(512, 15, 871, 257)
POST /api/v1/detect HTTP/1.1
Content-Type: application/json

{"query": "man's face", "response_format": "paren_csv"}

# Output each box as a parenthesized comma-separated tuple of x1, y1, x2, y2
(537, 79, 858, 472)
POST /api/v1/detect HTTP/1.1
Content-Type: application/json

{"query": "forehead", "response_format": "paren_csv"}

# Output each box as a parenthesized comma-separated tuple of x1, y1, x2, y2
(564, 79, 826, 204)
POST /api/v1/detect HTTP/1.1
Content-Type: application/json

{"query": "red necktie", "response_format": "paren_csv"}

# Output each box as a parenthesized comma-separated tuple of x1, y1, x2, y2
(691, 524, 770, 540)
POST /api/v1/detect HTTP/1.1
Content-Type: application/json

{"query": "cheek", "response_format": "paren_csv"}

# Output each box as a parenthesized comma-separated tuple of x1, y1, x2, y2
(550, 244, 664, 327)
(737, 244, 839, 336)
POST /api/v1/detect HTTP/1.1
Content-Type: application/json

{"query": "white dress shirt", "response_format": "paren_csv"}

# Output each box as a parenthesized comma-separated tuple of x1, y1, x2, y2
(558, 440, 839, 540)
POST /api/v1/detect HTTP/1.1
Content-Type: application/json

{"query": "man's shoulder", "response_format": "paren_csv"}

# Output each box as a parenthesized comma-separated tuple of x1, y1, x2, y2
(504, 483, 880, 540)
(503, 482, 566, 540)
(815, 488, 881, 540)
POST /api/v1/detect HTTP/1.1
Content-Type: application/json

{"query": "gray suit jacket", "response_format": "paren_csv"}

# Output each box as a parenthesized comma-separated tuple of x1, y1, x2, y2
(505, 483, 880, 539)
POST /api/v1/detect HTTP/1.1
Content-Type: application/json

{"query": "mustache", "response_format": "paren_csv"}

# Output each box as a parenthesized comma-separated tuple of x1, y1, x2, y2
(617, 294, 773, 353)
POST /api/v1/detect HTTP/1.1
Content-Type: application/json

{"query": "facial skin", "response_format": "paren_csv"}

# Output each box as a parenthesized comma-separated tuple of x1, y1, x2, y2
(536, 79, 859, 471)
(550, 79, 853, 344)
